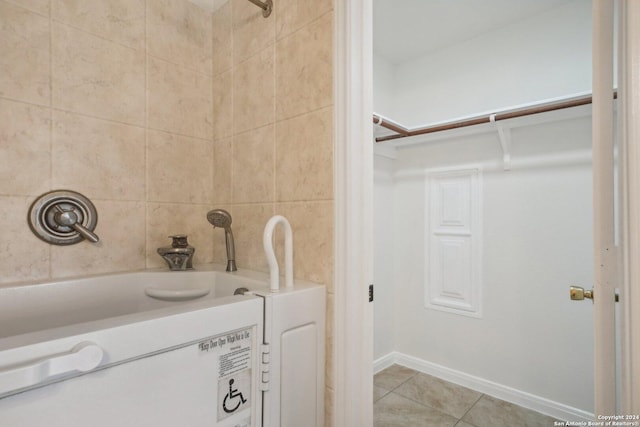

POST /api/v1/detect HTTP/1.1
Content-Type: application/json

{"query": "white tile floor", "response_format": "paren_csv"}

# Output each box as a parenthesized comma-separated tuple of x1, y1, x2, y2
(374, 365, 559, 427)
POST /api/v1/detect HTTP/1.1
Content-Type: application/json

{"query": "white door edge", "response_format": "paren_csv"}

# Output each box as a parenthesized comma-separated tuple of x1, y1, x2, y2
(592, 0, 617, 416)
(333, 0, 374, 426)
(618, 0, 640, 415)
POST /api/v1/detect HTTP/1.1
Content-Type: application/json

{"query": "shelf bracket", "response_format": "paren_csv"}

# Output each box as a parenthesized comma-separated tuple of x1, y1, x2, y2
(490, 114, 512, 171)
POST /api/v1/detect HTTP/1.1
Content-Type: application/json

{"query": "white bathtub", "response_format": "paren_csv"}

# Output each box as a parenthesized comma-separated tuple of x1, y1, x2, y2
(0, 264, 267, 340)
(0, 264, 325, 427)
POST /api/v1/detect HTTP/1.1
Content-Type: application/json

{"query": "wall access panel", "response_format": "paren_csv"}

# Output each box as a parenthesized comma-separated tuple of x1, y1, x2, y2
(424, 168, 482, 317)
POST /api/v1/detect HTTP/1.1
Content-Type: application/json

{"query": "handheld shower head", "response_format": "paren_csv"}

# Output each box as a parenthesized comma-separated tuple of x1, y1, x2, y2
(207, 209, 232, 229)
(206, 209, 236, 272)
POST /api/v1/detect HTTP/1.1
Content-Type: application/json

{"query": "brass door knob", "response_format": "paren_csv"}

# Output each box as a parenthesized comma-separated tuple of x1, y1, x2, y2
(570, 286, 594, 301)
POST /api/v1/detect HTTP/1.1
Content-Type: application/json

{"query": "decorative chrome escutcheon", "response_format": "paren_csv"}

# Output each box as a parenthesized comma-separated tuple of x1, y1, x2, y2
(28, 190, 99, 245)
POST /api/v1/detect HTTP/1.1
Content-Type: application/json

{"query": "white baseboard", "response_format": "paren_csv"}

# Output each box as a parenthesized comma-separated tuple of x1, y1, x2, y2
(373, 351, 594, 422)
(373, 352, 396, 374)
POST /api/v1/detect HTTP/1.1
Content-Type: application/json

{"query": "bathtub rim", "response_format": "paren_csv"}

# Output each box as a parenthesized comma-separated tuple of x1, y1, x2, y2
(0, 263, 323, 349)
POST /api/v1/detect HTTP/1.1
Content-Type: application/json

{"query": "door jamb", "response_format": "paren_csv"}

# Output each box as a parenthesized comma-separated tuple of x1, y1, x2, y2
(333, 0, 374, 425)
(619, 0, 640, 414)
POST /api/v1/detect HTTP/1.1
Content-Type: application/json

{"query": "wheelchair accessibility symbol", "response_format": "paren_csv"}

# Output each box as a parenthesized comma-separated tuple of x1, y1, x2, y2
(217, 370, 251, 421)
(223, 379, 247, 413)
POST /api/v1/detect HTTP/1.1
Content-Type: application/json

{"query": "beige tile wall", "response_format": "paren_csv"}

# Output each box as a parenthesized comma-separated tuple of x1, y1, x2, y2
(1, 0, 334, 423)
(211, 1, 335, 424)
(0, 0, 215, 280)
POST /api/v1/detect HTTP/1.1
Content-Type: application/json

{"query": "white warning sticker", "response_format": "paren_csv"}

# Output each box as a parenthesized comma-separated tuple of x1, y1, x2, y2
(199, 328, 253, 423)
(218, 334, 251, 379)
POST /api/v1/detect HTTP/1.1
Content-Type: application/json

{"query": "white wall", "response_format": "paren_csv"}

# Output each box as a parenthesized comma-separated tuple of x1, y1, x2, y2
(380, 115, 595, 413)
(372, 0, 597, 414)
(373, 154, 395, 359)
(373, 53, 396, 118)
(376, 0, 592, 127)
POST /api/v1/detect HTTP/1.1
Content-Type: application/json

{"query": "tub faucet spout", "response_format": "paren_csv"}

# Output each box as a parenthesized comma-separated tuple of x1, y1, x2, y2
(207, 209, 237, 272)
(157, 235, 195, 271)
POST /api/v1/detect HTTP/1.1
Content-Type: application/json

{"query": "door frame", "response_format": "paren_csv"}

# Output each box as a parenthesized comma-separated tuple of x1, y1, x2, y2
(332, 0, 640, 424)
(618, 0, 640, 414)
(333, 0, 374, 426)
(592, 0, 617, 415)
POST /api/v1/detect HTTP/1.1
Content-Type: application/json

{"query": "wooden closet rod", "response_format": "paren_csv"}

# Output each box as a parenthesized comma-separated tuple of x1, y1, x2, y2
(373, 93, 615, 143)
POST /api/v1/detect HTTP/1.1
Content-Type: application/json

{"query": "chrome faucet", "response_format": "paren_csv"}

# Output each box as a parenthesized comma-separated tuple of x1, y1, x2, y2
(157, 235, 195, 271)
(207, 209, 237, 272)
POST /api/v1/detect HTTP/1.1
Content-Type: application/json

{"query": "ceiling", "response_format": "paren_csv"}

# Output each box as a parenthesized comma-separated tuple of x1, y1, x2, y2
(373, 0, 574, 64)
(189, 0, 574, 64)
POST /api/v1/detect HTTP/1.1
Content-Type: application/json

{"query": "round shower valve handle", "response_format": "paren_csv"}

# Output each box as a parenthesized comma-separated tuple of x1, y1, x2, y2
(53, 207, 100, 243)
(54, 208, 79, 227)
(28, 190, 100, 245)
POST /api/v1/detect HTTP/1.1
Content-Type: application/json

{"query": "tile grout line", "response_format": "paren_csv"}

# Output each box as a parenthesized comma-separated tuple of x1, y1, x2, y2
(272, 1, 277, 212)
(47, 0, 53, 280)
(457, 393, 485, 426)
(385, 389, 458, 420)
(373, 369, 409, 404)
(374, 366, 555, 426)
(373, 388, 391, 403)
(374, 371, 422, 406)
(144, 0, 149, 269)
(375, 367, 483, 424)
(375, 388, 467, 426)
(388, 371, 418, 393)
(229, 0, 235, 208)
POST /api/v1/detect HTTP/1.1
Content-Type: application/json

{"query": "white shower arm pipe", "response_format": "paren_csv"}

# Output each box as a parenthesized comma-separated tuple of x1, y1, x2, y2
(263, 215, 293, 292)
